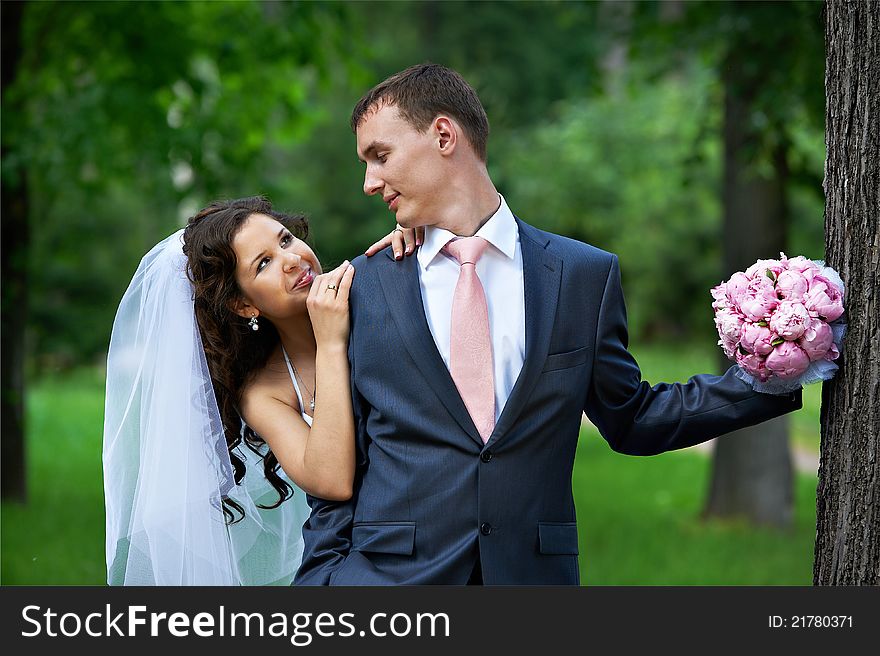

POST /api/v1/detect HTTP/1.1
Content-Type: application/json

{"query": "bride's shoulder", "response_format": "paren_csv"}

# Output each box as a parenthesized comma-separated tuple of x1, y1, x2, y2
(240, 353, 294, 408)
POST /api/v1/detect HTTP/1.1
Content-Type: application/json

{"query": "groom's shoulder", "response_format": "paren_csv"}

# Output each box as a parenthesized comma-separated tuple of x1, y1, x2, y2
(348, 252, 384, 310)
(351, 250, 395, 274)
(351, 252, 371, 271)
(349, 252, 382, 288)
(349, 249, 403, 292)
(517, 218, 615, 265)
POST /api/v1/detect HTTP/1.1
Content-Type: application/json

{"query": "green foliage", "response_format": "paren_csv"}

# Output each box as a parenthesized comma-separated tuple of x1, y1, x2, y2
(5, 0, 365, 368)
(496, 62, 724, 339)
(630, 0, 824, 189)
(415, 0, 607, 128)
(3, 0, 825, 368)
(262, 0, 615, 267)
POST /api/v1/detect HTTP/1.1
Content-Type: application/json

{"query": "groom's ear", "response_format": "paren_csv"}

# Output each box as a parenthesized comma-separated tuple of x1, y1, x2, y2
(434, 116, 457, 156)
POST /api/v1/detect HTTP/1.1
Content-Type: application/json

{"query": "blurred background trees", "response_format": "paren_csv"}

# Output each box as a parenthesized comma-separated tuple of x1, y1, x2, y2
(2, 0, 830, 582)
(626, 1, 825, 528)
(3, 0, 825, 376)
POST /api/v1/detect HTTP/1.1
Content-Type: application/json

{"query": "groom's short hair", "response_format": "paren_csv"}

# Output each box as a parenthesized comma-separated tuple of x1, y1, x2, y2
(351, 63, 490, 162)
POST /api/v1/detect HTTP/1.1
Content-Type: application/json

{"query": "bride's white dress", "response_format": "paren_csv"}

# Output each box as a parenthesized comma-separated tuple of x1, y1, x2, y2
(103, 229, 310, 585)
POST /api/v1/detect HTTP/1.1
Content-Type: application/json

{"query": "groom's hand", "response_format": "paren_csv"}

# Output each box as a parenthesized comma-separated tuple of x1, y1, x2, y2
(365, 225, 423, 259)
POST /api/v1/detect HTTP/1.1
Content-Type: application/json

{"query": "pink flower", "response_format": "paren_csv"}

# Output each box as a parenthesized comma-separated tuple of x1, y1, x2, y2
(804, 276, 844, 321)
(714, 308, 744, 343)
(775, 269, 809, 301)
(783, 255, 818, 274)
(768, 300, 811, 340)
(711, 283, 730, 312)
(735, 350, 770, 381)
(718, 337, 738, 360)
(744, 258, 784, 280)
(726, 272, 751, 305)
(798, 318, 833, 362)
(765, 341, 810, 379)
(738, 276, 779, 322)
(740, 323, 775, 356)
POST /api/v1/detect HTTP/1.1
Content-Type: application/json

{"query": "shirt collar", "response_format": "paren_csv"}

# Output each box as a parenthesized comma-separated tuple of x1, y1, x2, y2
(417, 194, 518, 269)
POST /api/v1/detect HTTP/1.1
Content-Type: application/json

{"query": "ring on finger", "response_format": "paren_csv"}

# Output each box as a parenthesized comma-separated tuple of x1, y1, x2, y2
(326, 283, 338, 292)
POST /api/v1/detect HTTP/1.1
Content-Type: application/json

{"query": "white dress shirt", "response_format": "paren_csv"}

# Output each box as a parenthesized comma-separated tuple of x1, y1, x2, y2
(416, 195, 525, 421)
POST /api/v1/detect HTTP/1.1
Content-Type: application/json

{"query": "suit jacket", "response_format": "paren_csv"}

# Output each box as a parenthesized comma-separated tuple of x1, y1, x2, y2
(294, 219, 801, 585)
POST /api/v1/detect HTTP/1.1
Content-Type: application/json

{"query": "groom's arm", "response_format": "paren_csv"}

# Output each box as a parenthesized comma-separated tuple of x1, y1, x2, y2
(584, 255, 802, 456)
(294, 493, 355, 585)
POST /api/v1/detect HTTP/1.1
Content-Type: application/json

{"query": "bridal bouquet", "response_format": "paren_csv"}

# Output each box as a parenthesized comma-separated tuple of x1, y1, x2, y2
(711, 253, 846, 394)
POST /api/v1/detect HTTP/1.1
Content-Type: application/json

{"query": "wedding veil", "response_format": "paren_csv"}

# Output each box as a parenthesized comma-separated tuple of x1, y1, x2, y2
(102, 229, 309, 585)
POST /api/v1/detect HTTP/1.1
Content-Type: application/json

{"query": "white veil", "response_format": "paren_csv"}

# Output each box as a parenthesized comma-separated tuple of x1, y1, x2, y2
(102, 229, 309, 585)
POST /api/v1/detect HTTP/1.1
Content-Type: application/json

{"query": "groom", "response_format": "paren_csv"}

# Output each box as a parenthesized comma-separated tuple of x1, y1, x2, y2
(295, 64, 801, 585)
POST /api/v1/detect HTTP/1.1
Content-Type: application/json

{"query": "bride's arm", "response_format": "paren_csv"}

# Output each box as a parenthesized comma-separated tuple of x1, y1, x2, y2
(240, 262, 356, 501)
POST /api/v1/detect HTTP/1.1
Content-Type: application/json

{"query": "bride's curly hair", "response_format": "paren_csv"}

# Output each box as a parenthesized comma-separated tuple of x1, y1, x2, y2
(182, 196, 310, 523)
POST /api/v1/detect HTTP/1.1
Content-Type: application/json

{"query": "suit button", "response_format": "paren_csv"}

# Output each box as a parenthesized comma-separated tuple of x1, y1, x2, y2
(480, 522, 492, 536)
(480, 450, 493, 463)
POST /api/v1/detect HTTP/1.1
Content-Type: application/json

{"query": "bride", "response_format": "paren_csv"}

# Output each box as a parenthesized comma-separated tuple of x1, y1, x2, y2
(103, 196, 418, 585)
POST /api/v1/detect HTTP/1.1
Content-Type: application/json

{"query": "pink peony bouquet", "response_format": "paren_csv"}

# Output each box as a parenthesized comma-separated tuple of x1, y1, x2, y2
(711, 253, 846, 394)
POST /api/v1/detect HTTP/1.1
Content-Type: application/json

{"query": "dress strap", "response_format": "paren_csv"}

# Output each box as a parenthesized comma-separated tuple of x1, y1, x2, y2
(280, 345, 306, 414)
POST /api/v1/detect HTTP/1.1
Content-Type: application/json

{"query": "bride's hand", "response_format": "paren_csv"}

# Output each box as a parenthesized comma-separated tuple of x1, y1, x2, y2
(306, 261, 355, 348)
(365, 225, 424, 259)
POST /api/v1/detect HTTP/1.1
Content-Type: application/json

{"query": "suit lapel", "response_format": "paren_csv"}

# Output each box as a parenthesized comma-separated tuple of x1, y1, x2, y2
(376, 250, 484, 446)
(488, 220, 561, 446)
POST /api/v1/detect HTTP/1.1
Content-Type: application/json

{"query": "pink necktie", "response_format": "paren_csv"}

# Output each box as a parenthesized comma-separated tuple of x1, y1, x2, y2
(444, 237, 495, 442)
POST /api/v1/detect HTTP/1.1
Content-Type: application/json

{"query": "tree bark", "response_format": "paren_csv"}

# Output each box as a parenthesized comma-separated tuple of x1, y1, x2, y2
(814, 0, 879, 585)
(1, 0, 28, 502)
(703, 46, 794, 528)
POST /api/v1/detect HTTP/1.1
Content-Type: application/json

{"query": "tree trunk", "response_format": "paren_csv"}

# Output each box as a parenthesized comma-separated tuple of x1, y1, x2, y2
(814, 0, 879, 585)
(703, 48, 794, 528)
(1, 0, 28, 502)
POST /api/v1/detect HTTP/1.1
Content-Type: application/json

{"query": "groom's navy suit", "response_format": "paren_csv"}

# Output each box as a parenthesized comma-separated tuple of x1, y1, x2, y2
(295, 219, 801, 585)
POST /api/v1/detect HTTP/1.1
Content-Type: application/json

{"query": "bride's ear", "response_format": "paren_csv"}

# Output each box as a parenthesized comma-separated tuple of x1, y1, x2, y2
(230, 296, 258, 320)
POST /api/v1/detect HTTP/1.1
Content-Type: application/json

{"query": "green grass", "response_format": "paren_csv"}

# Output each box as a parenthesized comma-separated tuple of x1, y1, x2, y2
(2, 343, 822, 585)
(1, 367, 107, 585)
(575, 430, 817, 585)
